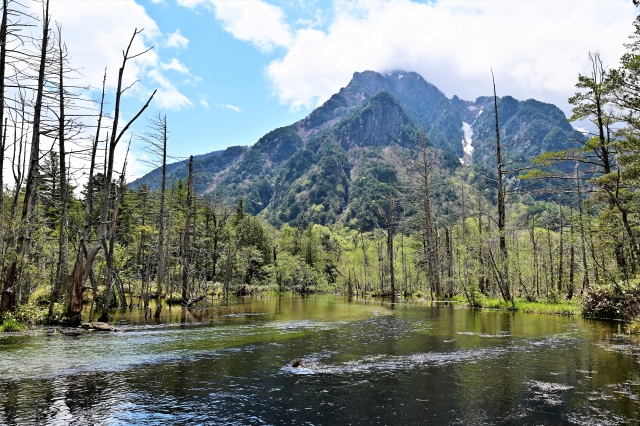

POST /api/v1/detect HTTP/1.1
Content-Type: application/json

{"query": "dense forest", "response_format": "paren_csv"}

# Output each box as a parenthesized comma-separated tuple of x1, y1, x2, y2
(1, 0, 640, 331)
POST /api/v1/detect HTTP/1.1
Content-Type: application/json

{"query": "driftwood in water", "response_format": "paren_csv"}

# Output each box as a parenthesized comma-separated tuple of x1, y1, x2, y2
(184, 295, 207, 308)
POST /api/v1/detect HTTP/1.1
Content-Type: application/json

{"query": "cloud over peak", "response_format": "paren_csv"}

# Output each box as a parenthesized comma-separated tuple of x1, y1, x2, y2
(189, 0, 637, 113)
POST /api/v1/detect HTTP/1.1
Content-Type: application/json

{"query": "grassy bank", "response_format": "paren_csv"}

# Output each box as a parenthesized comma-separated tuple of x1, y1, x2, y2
(453, 295, 582, 316)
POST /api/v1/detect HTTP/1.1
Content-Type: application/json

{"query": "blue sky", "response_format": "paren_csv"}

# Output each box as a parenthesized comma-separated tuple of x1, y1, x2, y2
(48, 0, 638, 179)
(134, 0, 317, 153)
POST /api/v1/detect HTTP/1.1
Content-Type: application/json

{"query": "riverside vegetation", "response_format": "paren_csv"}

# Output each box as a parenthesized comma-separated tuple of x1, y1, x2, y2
(1, 1, 640, 334)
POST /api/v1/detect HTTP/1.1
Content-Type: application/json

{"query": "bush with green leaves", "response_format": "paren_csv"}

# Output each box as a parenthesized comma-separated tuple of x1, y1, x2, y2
(1, 318, 26, 332)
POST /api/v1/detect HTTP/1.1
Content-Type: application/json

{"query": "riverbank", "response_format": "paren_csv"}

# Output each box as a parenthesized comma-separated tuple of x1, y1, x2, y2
(0, 290, 634, 333)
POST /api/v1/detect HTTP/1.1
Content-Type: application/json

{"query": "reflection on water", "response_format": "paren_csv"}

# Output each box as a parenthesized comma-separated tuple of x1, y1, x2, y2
(0, 295, 639, 425)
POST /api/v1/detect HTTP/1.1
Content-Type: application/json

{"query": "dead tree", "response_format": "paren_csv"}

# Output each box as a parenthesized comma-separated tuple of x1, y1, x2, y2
(49, 24, 70, 318)
(140, 112, 170, 296)
(412, 131, 441, 298)
(21, 0, 49, 225)
(1, 0, 50, 313)
(181, 155, 194, 303)
(557, 206, 564, 293)
(0, 0, 7, 252)
(370, 192, 402, 297)
(71, 28, 156, 322)
(490, 70, 512, 304)
(69, 68, 107, 322)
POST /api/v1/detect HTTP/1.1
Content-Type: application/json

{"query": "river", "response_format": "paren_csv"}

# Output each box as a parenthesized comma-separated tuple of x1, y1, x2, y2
(0, 295, 638, 425)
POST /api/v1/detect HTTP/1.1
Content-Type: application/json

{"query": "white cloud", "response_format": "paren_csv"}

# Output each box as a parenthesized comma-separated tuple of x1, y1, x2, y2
(200, 98, 210, 109)
(259, 0, 637, 113)
(44, 1, 193, 112)
(178, 0, 293, 52)
(215, 103, 241, 113)
(166, 29, 189, 49)
(161, 58, 190, 74)
(148, 69, 194, 110)
(176, 0, 204, 7)
(45, 0, 160, 91)
(181, 75, 202, 85)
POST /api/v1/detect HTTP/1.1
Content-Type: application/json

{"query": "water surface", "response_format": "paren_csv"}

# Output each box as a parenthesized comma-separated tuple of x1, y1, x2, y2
(0, 295, 638, 425)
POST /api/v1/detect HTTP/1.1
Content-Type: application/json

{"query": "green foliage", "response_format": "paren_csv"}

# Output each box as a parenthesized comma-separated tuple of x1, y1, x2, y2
(0, 303, 64, 328)
(467, 296, 581, 316)
(304, 93, 348, 129)
(1, 318, 25, 332)
(132, 145, 247, 193)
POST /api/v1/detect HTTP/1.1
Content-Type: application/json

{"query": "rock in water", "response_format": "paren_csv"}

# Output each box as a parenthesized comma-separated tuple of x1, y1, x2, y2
(291, 358, 304, 368)
(81, 322, 120, 332)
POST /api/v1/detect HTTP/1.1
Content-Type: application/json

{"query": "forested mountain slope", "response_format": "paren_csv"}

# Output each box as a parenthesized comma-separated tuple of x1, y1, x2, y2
(132, 70, 582, 227)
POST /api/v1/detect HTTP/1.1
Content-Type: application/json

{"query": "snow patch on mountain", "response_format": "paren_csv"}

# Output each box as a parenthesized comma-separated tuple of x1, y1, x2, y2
(460, 122, 474, 165)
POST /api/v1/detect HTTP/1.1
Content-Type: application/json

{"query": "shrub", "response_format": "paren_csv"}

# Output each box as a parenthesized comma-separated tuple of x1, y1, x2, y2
(581, 285, 640, 320)
(463, 283, 483, 308)
(1, 318, 26, 332)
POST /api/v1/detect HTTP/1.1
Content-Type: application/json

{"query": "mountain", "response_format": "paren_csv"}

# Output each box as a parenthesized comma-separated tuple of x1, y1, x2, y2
(132, 70, 582, 228)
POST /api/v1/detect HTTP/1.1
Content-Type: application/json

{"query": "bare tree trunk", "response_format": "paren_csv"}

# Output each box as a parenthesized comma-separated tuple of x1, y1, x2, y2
(387, 222, 394, 297)
(477, 182, 487, 295)
(576, 165, 590, 292)
(181, 155, 194, 303)
(80, 70, 105, 310)
(0, 0, 8, 263)
(51, 26, 69, 318)
(361, 233, 368, 297)
(445, 226, 454, 298)
(99, 145, 129, 320)
(401, 233, 408, 297)
(529, 218, 540, 297)
(417, 132, 440, 297)
(9, 101, 26, 226)
(3, 0, 50, 314)
(0, 119, 6, 261)
(546, 225, 554, 297)
(567, 203, 575, 300)
(156, 115, 168, 296)
(21, 0, 49, 223)
(557, 207, 564, 293)
(491, 71, 511, 303)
